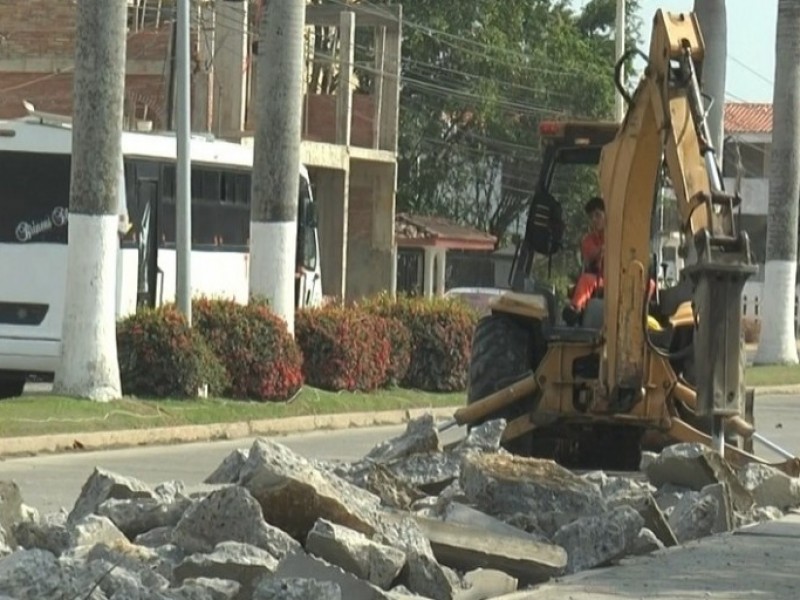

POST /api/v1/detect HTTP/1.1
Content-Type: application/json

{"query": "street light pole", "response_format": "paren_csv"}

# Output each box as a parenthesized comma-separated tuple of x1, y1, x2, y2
(615, 0, 626, 122)
(176, 0, 192, 324)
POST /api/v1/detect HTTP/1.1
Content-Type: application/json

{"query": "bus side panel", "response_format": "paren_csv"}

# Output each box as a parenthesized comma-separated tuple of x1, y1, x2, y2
(155, 248, 249, 306)
(0, 244, 68, 372)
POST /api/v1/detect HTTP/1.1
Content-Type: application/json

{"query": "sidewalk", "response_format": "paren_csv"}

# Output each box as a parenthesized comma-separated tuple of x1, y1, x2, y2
(501, 512, 800, 599)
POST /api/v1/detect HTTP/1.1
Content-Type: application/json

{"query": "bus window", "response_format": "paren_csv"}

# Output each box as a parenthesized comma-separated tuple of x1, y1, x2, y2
(0, 151, 71, 244)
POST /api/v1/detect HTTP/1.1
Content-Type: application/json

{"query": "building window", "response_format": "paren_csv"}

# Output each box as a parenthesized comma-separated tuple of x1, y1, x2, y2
(723, 140, 769, 179)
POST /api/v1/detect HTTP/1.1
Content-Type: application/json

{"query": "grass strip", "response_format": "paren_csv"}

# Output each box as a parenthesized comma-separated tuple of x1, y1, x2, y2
(0, 387, 464, 438)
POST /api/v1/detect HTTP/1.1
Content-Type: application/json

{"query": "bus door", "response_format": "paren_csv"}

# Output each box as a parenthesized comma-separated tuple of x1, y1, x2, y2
(295, 177, 321, 308)
(127, 166, 161, 310)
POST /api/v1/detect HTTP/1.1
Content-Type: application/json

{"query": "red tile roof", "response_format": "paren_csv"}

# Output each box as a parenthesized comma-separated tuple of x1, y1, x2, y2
(396, 213, 497, 250)
(725, 102, 772, 134)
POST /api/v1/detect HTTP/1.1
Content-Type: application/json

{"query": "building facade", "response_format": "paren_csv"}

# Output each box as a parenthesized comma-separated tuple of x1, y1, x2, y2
(721, 102, 773, 322)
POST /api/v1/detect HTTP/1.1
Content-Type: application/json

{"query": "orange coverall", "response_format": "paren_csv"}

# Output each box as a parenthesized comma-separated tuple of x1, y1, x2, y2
(570, 231, 657, 312)
(571, 230, 604, 311)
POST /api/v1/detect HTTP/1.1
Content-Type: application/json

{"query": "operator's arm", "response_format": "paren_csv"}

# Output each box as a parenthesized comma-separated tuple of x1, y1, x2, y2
(581, 232, 603, 268)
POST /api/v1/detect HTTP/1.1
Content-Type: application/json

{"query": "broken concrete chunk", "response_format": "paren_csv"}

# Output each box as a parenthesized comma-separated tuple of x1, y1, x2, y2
(172, 485, 300, 559)
(460, 453, 607, 536)
(364, 463, 428, 511)
(668, 486, 724, 543)
(68, 467, 155, 524)
(631, 527, 665, 555)
(737, 462, 800, 510)
(553, 505, 644, 574)
(0, 481, 25, 547)
(0, 548, 102, 599)
(413, 515, 566, 585)
(751, 505, 784, 522)
(172, 577, 242, 600)
(457, 568, 518, 600)
(253, 577, 343, 600)
(271, 551, 393, 600)
(365, 414, 441, 463)
(436, 502, 541, 542)
(135, 525, 175, 548)
(379, 515, 463, 600)
(239, 439, 383, 540)
(645, 443, 754, 512)
(639, 451, 658, 472)
(97, 494, 190, 539)
(306, 518, 406, 589)
(654, 483, 695, 517)
(12, 512, 71, 556)
(625, 493, 679, 548)
(69, 514, 128, 551)
(174, 541, 279, 600)
(205, 449, 250, 485)
(701, 482, 735, 535)
(453, 419, 507, 454)
(388, 452, 461, 495)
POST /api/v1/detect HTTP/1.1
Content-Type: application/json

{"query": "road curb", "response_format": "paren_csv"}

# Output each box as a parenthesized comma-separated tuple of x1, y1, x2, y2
(753, 384, 800, 395)
(0, 406, 462, 459)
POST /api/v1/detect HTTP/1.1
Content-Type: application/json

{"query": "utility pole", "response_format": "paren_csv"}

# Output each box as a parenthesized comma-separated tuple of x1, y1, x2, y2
(176, 0, 192, 323)
(615, 0, 626, 122)
(53, 0, 126, 401)
(249, 0, 304, 335)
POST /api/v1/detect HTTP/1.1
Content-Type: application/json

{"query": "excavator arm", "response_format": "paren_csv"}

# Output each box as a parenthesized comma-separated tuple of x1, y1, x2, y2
(598, 10, 757, 451)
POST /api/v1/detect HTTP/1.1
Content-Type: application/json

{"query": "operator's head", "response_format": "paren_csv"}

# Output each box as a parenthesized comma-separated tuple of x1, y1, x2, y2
(584, 196, 605, 231)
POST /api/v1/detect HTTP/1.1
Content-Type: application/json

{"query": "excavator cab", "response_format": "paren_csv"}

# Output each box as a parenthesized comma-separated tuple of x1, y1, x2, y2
(453, 9, 799, 476)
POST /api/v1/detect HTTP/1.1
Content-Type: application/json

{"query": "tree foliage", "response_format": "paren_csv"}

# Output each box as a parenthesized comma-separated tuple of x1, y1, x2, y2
(376, 0, 643, 247)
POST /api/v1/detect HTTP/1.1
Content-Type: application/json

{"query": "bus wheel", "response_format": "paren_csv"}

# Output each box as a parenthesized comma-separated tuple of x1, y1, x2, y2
(0, 373, 26, 399)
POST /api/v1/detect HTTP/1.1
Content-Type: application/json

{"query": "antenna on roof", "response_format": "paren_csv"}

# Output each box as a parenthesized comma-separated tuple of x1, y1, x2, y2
(22, 100, 73, 128)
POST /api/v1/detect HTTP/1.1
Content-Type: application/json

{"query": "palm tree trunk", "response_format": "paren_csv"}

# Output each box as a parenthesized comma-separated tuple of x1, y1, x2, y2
(754, 0, 800, 365)
(694, 0, 727, 163)
(52, 0, 127, 399)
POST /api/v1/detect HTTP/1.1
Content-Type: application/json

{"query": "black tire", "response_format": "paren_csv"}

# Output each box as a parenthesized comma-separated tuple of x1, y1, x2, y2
(467, 313, 545, 454)
(0, 373, 26, 400)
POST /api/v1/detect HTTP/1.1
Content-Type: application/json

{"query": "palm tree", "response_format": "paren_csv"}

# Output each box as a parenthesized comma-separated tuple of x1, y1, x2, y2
(754, 0, 800, 365)
(52, 0, 126, 400)
(694, 0, 727, 163)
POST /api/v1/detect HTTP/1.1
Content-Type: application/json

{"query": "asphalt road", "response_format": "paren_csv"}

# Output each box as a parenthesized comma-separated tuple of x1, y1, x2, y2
(0, 423, 466, 514)
(0, 393, 797, 515)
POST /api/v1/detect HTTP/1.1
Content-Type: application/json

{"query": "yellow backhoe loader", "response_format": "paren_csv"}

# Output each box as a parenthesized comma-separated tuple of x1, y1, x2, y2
(441, 9, 800, 475)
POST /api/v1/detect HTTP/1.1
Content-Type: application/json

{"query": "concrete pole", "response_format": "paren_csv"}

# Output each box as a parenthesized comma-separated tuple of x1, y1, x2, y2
(53, 0, 126, 401)
(250, 0, 305, 335)
(176, 0, 192, 323)
(614, 0, 626, 122)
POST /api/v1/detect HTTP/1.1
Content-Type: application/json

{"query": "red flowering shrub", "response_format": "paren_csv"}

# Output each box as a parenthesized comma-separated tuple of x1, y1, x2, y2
(360, 293, 479, 392)
(295, 306, 391, 391)
(192, 297, 304, 402)
(116, 306, 228, 399)
(380, 316, 412, 386)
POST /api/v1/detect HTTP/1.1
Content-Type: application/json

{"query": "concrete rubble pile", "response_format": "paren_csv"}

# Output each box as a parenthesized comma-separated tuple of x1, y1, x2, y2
(1, 415, 799, 599)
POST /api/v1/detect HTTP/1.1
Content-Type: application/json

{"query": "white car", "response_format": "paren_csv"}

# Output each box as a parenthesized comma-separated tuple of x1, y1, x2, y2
(443, 286, 507, 316)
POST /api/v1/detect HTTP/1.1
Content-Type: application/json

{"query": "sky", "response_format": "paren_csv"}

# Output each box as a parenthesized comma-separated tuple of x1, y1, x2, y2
(572, 0, 778, 103)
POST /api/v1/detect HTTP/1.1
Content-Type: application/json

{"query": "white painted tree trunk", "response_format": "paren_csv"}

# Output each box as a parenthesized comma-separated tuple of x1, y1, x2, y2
(54, 216, 122, 400)
(250, 221, 298, 335)
(754, 0, 800, 365)
(249, 0, 304, 336)
(53, 0, 126, 399)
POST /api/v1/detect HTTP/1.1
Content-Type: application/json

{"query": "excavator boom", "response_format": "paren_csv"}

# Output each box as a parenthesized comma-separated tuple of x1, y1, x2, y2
(598, 10, 757, 451)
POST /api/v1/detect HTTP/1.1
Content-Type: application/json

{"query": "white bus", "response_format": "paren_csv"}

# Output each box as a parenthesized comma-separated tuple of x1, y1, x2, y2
(0, 108, 322, 398)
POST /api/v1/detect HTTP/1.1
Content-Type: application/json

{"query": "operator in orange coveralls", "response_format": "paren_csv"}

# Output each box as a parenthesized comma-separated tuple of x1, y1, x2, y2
(563, 196, 605, 325)
(562, 195, 657, 326)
